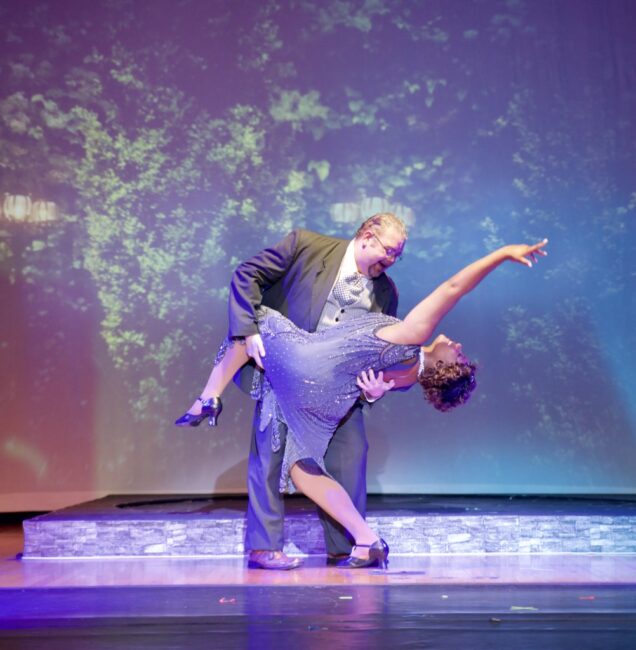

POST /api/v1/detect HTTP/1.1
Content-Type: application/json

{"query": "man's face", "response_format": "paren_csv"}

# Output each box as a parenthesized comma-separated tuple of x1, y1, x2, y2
(360, 226, 406, 278)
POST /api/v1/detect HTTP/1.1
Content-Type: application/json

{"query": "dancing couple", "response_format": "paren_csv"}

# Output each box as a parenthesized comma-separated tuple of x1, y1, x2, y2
(176, 213, 548, 569)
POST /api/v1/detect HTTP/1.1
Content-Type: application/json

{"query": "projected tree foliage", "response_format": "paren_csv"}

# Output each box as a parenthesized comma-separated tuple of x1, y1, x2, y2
(0, 0, 634, 501)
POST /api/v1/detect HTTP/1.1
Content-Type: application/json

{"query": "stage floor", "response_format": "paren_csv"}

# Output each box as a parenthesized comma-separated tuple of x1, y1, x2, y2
(3, 497, 636, 648)
(3, 534, 636, 588)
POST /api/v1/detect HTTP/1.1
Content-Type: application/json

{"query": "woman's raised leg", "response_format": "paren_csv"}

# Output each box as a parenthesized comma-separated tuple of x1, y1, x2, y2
(188, 339, 249, 412)
(176, 338, 249, 426)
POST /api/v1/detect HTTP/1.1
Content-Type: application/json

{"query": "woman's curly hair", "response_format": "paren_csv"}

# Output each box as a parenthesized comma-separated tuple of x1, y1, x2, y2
(418, 360, 477, 412)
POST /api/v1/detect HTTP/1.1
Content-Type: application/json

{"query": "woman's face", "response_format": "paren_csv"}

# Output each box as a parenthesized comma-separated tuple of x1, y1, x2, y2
(432, 334, 467, 365)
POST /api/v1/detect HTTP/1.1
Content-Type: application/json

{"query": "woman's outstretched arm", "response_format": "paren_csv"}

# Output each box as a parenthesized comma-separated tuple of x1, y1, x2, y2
(377, 240, 548, 345)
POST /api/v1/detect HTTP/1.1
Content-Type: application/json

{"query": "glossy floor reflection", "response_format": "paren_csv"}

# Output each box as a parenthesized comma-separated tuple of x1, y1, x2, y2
(1, 524, 635, 649)
(3, 553, 636, 588)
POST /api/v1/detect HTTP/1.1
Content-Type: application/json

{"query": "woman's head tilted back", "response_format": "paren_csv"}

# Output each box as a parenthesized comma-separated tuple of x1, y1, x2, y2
(418, 335, 477, 412)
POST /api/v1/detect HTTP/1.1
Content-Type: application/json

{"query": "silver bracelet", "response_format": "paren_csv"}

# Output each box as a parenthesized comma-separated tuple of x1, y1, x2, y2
(417, 347, 426, 380)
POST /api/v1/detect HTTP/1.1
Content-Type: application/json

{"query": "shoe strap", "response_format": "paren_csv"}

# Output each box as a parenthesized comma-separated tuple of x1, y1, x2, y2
(352, 542, 375, 549)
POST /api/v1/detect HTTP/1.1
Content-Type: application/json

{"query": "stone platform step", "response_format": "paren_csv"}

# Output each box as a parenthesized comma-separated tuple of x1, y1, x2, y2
(22, 494, 636, 559)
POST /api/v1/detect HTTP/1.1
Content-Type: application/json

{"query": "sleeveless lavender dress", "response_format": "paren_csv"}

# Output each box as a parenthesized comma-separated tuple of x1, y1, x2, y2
(255, 307, 420, 492)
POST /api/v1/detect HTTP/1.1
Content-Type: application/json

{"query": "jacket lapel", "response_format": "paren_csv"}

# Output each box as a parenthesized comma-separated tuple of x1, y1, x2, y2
(309, 240, 348, 329)
(370, 277, 389, 312)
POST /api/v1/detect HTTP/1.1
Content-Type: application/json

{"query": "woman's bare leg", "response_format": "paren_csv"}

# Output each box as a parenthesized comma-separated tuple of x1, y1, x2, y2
(290, 463, 379, 559)
(186, 339, 249, 415)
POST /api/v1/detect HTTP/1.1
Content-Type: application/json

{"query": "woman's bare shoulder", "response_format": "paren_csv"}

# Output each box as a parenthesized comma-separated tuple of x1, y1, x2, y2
(375, 322, 421, 345)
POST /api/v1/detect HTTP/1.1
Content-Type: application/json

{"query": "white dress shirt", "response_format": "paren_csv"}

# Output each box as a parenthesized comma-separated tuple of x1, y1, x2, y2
(317, 240, 375, 331)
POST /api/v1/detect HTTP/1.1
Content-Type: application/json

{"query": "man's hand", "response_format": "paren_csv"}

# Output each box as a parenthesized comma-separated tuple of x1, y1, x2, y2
(246, 334, 266, 369)
(356, 369, 395, 402)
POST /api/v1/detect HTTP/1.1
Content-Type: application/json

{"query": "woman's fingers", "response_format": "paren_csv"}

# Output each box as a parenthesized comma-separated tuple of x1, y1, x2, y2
(527, 239, 548, 266)
(532, 239, 549, 255)
(517, 252, 533, 267)
(511, 239, 549, 267)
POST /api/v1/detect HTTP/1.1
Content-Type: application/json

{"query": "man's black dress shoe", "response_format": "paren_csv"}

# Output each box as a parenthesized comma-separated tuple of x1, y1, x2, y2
(326, 554, 350, 566)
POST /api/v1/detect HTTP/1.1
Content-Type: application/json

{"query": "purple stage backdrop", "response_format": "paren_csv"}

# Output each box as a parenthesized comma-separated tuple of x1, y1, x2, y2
(0, 0, 635, 510)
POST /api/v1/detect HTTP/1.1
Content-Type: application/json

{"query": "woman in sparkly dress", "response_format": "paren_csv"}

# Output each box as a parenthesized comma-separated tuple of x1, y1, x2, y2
(176, 240, 548, 567)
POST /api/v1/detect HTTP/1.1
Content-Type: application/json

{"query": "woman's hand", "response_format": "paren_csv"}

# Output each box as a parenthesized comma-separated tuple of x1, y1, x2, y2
(504, 239, 549, 267)
(356, 369, 396, 401)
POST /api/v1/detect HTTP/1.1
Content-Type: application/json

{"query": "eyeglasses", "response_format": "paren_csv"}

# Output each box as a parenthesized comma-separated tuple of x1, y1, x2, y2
(371, 231, 403, 261)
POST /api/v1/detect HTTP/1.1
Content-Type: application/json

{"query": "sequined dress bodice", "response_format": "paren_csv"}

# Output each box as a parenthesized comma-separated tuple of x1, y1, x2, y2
(256, 307, 420, 491)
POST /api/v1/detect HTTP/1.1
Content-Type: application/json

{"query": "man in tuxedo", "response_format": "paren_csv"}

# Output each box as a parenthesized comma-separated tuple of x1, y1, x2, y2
(229, 213, 407, 569)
